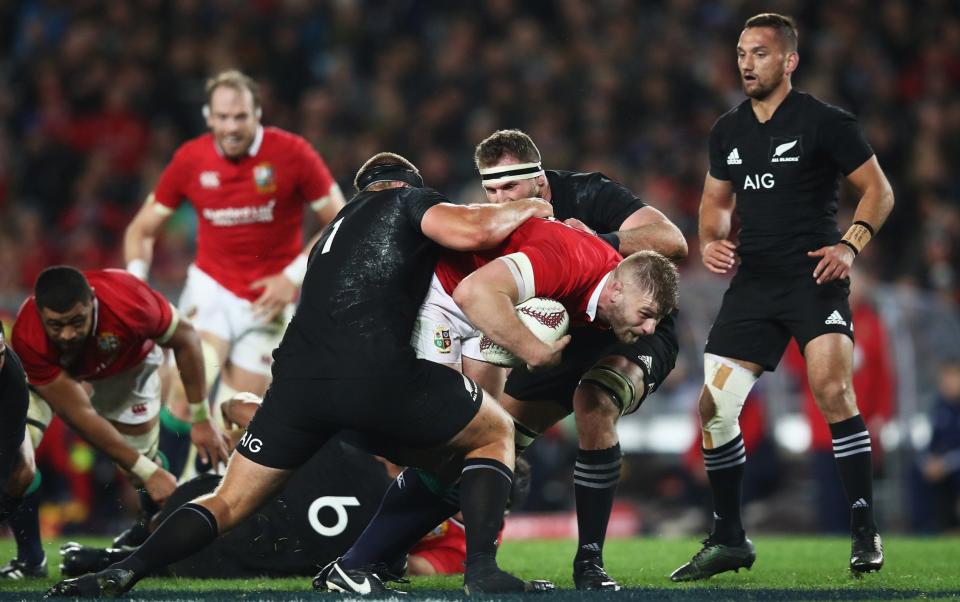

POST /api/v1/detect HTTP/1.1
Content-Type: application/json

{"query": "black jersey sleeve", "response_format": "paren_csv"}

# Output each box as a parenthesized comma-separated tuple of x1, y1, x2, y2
(819, 104, 874, 176)
(588, 175, 647, 232)
(400, 187, 448, 232)
(0, 348, 29, 482)
(707, 118, 731, 181)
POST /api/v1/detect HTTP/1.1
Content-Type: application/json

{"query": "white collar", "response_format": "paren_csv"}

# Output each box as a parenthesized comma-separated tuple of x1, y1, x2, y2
(586, 271, 612, 322)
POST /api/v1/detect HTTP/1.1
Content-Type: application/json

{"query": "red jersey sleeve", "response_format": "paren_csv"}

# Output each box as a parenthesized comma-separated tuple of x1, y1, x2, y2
(295, 138, 335, 203)
(152, 145, 193, 210)
(10, 302, 61, 386)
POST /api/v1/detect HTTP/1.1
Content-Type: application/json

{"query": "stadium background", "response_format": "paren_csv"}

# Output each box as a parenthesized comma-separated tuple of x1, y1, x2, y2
(0, 0, 958, 543)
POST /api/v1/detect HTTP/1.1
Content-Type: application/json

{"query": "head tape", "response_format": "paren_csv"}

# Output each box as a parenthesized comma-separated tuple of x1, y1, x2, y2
(356, 164, 424, 191)
(478, 162, 544, 186)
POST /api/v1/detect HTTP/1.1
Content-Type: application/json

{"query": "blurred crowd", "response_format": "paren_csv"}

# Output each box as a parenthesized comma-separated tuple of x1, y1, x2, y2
(1, 0, 959, 535)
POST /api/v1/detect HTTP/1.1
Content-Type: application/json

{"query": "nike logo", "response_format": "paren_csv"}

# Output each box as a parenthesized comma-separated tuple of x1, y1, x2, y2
(774, 140, 798, 156)
(334, 563, 371, 594)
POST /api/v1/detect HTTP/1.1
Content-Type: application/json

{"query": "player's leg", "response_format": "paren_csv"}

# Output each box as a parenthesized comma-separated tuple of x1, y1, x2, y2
(0, 436, 46, 579)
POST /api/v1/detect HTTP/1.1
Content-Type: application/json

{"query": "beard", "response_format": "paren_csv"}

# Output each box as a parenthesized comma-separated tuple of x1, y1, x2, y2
(742, 71, 784, 100)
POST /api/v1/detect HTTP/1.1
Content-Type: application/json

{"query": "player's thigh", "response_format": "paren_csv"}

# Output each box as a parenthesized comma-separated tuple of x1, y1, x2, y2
(704, 274, 792, 371)
(179, 265, 232, 346)
(787, 277, 854, 354)
(499, 392, 569, 434)
(411, 276, 477, 367)
(462, 356, 506, 400)
(199, 452, 293, 532)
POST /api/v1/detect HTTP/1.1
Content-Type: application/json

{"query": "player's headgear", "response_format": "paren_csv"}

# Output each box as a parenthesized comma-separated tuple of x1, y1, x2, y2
(34, 266, 93, 312)
(478, 161, 545, 186)
(355, 163, 423, 191)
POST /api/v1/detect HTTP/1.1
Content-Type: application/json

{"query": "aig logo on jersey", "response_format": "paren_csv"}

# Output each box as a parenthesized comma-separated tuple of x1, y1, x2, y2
(769, 136, 802, 163)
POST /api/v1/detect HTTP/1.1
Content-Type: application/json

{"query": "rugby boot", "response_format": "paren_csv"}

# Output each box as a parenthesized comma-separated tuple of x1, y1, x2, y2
(670, 536, 756, 582)
(44, 567, 137, 598)
(110, 512, 152, 551)
(573, 558, 622, 591)
(464, 561, 555, 594)
(60, 542, 132, 577)
(850, 527, 883, 574)
(0, 556, 48, 579)
(314, 559, 405, 595)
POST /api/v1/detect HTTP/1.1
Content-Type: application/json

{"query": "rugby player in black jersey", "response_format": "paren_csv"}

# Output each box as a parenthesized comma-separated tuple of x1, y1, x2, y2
(671, 13, 894, 582)
(46, 153, 558, 597)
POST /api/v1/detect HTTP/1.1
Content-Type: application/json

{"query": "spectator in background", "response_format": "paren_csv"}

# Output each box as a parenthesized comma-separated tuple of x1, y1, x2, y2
(785, 268, 895, 533)
(918, 360, 960, 532)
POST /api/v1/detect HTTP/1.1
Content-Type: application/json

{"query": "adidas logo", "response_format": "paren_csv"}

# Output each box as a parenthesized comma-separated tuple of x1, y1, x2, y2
(638, 355, 653, 371)
(851, 497, 869, 509)
(824, 310, 847, 326)
(727, 147, 742, 165)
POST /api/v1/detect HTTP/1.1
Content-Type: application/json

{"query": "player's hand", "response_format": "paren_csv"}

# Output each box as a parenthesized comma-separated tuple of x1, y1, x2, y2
(220, 391, 262, 430)
(517, 197, 554, 219)
(563, 218, 596, 235)
(922, 455, 948, 482)
(191, 419, 231, 466)
(525, 335, 572, 371)
(808, 243, 855, 285)
(144, 467, 178, 505)
(702, 240, 738, 274)
(251, 272, 297, 322)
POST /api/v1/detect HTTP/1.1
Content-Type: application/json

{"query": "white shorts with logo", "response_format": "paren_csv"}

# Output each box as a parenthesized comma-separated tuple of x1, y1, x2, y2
(411, 274, 484, 365)
(89, 345, 164, 425)
(178, 264, 294, 376)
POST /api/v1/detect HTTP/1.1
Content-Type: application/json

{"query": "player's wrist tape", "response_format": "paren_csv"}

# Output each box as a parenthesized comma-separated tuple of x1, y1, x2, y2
(188, 400, 210, 423)
(598, 232, 621, 252)
(126, 259, 149, 281)
(282, 254, 308, 287)
(841, 221, 874, 256)
(130, 454, 159, 481)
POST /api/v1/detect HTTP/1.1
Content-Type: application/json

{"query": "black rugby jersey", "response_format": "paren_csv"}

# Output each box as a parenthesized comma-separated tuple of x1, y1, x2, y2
(1, 347, 29, 481)
(708, 90, 873, 274)
(273, 186, 448, 378)
(546, 170, 645, 233)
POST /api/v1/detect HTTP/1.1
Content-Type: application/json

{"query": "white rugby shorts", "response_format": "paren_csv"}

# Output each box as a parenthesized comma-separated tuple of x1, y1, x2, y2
(411, 274, 484, 365)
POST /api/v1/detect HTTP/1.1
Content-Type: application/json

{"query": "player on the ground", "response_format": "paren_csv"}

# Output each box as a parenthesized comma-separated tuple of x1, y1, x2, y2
(47, 153, 557, 598)
(0, 326, 45, 579)
(124, 69, 346, 404)
(11, 267, 228, 551)
(670, 13, 894, 581)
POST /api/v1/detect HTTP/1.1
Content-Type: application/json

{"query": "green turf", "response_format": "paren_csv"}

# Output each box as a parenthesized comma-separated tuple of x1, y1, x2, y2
(1, 536, 959, 600)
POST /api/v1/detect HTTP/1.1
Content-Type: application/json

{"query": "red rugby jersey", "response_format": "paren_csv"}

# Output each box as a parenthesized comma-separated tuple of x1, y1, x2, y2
(435, 218, 621, 325)
(11, 270, 174, 385)
(153, 126, 336, 301)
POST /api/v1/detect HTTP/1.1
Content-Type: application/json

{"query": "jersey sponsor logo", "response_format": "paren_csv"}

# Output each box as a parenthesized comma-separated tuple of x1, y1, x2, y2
(824, 310, 847, 326)
(202, 199, 277, 227)
(307, 495, 361, 537)
(433, 325, 452, 353)
(743, 173, 775, 190)
(97, 332, 120, 353)
(238, 432, 263, 453)
(199, 171, 220, 189)
(253, 162, 277, 194)
(769, 136, 802, 163)
(726, 147, 742, 165)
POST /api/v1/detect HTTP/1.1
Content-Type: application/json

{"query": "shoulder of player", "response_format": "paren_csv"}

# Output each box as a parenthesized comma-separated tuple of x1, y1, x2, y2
(10, 297, 41, 347)
(711, 99, 751, 132)
(261, 126, 316, 153)
(547, 169, 620, 194)
(795, 90, 859, 123)
(85, 269, 156, 311)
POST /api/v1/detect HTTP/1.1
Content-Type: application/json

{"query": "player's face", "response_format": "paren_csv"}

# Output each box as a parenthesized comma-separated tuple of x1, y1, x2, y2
(607, 286, 660, 344)
(207, 86, 260, 159)
(737, 27, 791, 100)
(40, 301, 95, 355)
(481, 156, 545, 204)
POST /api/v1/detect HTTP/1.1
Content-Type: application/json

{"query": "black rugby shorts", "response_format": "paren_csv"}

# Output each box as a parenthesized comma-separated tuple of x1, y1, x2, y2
(704, 270, 853, 372)
(237, 359, 483, 469)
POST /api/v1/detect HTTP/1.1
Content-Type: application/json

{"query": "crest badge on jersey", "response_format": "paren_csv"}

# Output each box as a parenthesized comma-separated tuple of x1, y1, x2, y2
(97, 332, 120, 354)
(769, 136, 802, 163)
(434, 325, 452, 353)
(253, 163, 276, 194)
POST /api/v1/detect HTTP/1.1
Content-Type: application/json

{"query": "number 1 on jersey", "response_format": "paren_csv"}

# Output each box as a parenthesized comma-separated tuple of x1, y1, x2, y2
(320, 218, 344, 255)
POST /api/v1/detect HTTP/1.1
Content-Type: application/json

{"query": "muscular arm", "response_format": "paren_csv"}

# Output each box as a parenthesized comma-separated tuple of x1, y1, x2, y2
(617, 206, 688, 260)
(123, 195, 173, 279)
(35, 374, 142, 470)
(697, 174, 738, 274)
(421, 198, 553, 251)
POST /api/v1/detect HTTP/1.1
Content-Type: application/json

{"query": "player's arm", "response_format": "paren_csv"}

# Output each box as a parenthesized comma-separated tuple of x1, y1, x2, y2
(609, 206, 687, 260)
(421, 198, 553, 251)
(453, 259, 570, 370)
(123, 194, 174, 280)
(34, 374, 176, 503)
(157, 313, 230, 466)
(809, 156, 894, 284)
(698, 173, 737, 274)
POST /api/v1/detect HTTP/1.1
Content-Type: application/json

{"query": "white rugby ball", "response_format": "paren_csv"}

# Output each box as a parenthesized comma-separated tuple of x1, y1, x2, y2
(479, 297, 570, 368)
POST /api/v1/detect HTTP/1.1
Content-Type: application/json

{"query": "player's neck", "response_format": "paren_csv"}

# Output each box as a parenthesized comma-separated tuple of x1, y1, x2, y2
(749, 82, 792, 123)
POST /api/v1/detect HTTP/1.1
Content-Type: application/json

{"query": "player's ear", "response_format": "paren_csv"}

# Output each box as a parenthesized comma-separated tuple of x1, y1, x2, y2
(202, 104, 211, 124)
(255, 106, 263, 120)
(784, 51, 799, 76)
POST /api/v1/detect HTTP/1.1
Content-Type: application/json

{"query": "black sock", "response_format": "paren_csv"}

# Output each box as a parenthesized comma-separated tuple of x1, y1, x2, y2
(704, 434, 746, 545)
(113, 503, 218, 580)
(829, 414, 877, 532)
(11, 491, 44, 565)
(573, 444, 621, 564)
(138, 488, 160, 517)
(459, 458, 512, 569)
(341, 469, 459, 570)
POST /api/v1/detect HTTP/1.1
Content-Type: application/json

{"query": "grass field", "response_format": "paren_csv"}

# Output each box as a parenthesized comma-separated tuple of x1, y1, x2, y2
(1, 536, 959, 600)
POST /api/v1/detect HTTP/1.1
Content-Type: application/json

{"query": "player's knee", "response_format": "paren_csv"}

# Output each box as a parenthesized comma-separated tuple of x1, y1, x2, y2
(701, 354, 758, 448)
(810, 377, 854, 414)
(577, 357, 642, 419)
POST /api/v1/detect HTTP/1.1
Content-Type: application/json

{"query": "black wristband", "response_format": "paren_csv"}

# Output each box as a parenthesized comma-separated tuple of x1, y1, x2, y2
(853, 220, 875, 236)
(598, 232, 620, 252)
(839, 239, 860, 256)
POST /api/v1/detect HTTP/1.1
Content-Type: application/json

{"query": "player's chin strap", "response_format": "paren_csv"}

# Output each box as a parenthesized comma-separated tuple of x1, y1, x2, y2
(356, 164, 424, 191)
(478, 162, 544, 186)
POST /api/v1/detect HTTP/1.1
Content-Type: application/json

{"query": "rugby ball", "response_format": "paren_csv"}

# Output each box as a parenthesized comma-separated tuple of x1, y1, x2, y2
(479, 297, 570, 368)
